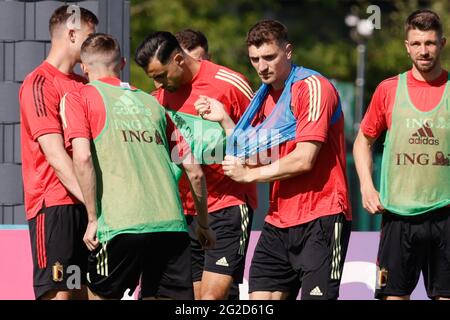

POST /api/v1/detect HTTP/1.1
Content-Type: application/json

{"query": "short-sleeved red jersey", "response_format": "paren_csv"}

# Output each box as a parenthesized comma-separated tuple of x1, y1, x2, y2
(154, 60, 258, 214)
(19, 61, 87, 220)
(254, 75, 351, 228)
(361, 70, 448, 138)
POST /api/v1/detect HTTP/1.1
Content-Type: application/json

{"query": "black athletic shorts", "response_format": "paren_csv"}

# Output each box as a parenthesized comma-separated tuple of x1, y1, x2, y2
(186, 204, 253, 285)
(28, 204, 89, 299)
(249, 213, 351, 300)
(375, 206, 450, 299)
(87, 232, 193, 300)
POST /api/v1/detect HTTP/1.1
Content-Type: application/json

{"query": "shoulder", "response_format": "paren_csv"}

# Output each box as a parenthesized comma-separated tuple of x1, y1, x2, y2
(64, 84, 93, 107)
(374, 75, 399, 96)
(19, 66, 59, 109)
(78, 83, 99, 97)
(294, 75, 339, 103)
(295, 74, 336, 91)
(21, 65, 56, 93)
(205, 61, 253, 100)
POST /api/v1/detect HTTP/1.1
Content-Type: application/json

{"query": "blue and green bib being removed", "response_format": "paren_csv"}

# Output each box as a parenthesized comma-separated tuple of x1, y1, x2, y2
(226, 64, 342, 158)
(167, 65, 342, 165)
(166, 109, 226, 165)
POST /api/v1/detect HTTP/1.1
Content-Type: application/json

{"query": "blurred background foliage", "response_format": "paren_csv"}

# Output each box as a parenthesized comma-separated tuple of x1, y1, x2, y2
(130, 0, 449, 97)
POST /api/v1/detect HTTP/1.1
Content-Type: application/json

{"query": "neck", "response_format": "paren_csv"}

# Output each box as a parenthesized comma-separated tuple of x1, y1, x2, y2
(88, 69, 120, 82)
(182, 55, 201, 85)
(411, 63, 443, 82)
(271, 66, 291, 91)
(46, 43, 78, 74)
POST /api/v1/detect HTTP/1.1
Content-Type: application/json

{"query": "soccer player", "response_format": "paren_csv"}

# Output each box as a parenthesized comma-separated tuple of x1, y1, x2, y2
(353, 9, 450, 300)
(61, 33, 214, 299)
(19, 5, 98, 300)
(196, 20, 351, 300)
(135, 31, 257, 300)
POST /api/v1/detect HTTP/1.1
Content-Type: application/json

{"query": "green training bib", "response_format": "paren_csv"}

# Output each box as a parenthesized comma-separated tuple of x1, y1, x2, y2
(86, 81, 187, 242)
(166, 109, 226, 166)
(380, 72, 450, 215)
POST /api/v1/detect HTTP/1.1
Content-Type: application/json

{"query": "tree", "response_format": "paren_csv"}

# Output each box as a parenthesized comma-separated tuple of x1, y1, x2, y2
(130, 0, 275, 91)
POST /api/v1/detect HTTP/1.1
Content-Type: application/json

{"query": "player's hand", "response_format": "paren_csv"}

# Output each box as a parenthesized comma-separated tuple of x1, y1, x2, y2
(222, 155, 250, 183)
(194, 95, 227, 122)
(84, 220, 99, 251)
(361, 185, 385, 214)
(196, 224, 216, 250)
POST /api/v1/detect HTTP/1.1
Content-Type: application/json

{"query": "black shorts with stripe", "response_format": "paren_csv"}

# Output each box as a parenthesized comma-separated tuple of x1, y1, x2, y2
(28, 204, 89, 299)
(186, 204, 253, 284)
(87, 232, 193, 300)
(249, 213, 351, 300)
(375, 206, 450, 299)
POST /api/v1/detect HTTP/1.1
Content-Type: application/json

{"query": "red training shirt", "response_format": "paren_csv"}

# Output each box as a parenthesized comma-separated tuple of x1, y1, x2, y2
(154, 60, 258, 215)
(254, 75, 351, 228)
(19, 61, 87, 220)
(361, 70, 448, 138)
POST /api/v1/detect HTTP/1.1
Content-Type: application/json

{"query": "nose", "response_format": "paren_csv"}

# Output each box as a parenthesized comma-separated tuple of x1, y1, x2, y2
(258, 60, 269, 73)
(419, 44, 429, 56)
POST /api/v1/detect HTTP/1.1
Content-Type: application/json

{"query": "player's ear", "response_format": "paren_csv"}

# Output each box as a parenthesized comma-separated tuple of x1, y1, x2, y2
(80, 63, 89, 77)
(120, 57, 126, 71)
(173, 52, 184, 66)
(404, 40, 411, 56)
(68, 29, 76, 43)
(285, 43, 293, 60)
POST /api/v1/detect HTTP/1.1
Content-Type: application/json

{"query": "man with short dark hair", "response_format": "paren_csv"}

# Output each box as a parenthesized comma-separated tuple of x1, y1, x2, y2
(19, 4, 98, 300)
(354, 9, 450, 300)
(196, 20, 351, 300)
(135, 31, 257, 300)
(175, 28, 210, 61)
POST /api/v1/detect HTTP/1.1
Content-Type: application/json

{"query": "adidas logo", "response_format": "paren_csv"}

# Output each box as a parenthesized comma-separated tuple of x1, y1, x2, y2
(409, 126, 439, 145)
(215, 257, 229, 267)
(309, 286, 323, 296)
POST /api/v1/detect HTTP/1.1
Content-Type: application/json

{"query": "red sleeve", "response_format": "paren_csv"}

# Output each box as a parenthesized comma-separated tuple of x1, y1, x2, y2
(294, 76, 340, 143)
(360, 81, 392, 139)
(165, 113, 192, 163)
(221, 75, 253, 123)
(19, 74, 62, 141)
(61, 89, 91, 148)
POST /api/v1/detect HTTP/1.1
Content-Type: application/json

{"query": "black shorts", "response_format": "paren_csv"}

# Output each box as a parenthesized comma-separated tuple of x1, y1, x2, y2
(186, 204, 253, 284)
(87, 232, 193, 300)
(249, 213, 351, 300)
(28, 204, 89, 299)
(375, 206, 450, 299)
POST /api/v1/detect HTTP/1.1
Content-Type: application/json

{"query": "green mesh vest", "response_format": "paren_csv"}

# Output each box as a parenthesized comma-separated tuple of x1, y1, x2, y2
(380, 72, 450, 215)
(166, 109, 226, 167)
(88, 81, 186, 242)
